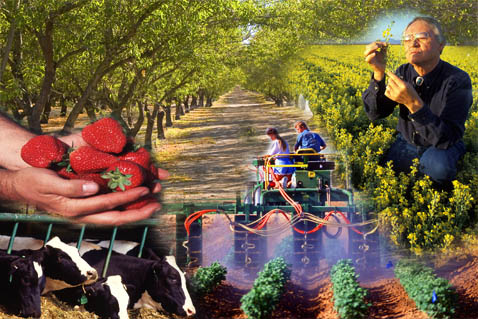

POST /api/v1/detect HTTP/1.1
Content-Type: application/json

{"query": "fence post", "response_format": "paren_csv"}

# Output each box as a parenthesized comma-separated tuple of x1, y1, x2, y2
(7, 222, 19, 254)
(137, 226, 149, 258)
(102, 227, 118, 278)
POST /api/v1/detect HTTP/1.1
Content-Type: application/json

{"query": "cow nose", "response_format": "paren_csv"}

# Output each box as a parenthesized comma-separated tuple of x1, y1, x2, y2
(87, 270, 98, 280)
(187, 307, 195, 316)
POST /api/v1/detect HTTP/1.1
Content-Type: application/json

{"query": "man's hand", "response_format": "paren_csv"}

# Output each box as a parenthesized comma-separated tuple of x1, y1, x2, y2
(385, 72, 424, 113)
(58, 131, 89, 148)
(3, 167, 163, 225)
(364, 41, 388, 81)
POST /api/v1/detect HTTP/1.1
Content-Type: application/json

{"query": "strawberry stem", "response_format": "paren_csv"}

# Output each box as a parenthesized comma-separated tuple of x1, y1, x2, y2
(101, 168, 132, 191)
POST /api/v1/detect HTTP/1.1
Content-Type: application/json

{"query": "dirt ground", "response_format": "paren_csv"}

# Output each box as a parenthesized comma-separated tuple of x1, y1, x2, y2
(194, 250, 478, 319)
(157, 86, 325, 203)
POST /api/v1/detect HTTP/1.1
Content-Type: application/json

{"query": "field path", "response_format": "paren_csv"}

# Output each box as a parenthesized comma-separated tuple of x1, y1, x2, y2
(158, 86, 329, 203)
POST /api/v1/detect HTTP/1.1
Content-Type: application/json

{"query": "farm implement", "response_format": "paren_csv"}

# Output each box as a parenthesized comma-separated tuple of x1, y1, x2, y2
(176, 149, 380, 272)
(1, 150, 379, 274)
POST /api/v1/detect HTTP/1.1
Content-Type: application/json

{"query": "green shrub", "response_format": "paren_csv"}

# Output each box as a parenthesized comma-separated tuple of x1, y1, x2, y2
(395, 260, 457, 318)
(240, 257, 291, 319)
(330, 259, 369, 319)
(191, 261, 227, 297)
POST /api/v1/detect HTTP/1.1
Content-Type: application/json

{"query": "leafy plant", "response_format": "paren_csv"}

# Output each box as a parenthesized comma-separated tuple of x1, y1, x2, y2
(191, 261, 227, 297)
(240, 257, 291, 319)
(330, 259, 370, 319)
(395, 260, 457, 318)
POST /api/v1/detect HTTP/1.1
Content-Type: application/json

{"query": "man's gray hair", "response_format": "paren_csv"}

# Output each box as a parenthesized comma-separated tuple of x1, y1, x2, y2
(406, 16, 446, 45)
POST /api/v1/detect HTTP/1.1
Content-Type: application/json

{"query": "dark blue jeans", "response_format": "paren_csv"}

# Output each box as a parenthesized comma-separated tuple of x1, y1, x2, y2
(384, 134, 465, 184)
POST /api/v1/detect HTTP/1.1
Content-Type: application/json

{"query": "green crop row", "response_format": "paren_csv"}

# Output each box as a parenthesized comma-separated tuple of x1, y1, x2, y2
(395, 260, 457, 318)
(240, 257, 291, 319)
(191, 261, 227, 297)
(330, 259, 370, 319)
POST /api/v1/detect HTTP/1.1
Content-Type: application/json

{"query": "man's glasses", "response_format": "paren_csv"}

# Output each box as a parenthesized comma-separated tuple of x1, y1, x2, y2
(401, 32, 431, 43)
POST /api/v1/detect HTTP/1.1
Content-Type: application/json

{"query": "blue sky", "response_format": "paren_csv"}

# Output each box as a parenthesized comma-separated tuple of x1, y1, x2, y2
(358, 9, 423, 43)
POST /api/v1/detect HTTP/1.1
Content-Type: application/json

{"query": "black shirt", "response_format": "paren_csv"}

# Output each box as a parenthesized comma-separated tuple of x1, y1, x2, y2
(362, 60, 473, 149)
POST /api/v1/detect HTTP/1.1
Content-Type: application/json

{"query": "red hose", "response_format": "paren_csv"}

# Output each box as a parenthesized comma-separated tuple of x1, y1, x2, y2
(184, 209, 217, 236)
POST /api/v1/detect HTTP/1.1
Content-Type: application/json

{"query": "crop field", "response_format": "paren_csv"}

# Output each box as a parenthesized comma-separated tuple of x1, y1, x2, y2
(292, 45, 478, 254)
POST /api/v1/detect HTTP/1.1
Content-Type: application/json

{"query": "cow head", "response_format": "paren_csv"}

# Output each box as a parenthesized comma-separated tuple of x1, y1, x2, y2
(42, 236, 98, 293)
(146, 256, 195, 316)
(8, 256, 44, 318)
(83, 276, 130, 319)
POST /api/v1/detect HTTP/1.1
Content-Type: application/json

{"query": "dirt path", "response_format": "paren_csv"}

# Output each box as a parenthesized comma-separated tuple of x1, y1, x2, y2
(157, 86, 328, 203)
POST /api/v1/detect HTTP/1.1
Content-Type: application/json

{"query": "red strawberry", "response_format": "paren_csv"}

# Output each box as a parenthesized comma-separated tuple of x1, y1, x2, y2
(82, 117, 127, 154)
(119, 147, 151, 169)
(144, 163, 160, 190)
(102, 160, 145, 191)
(70, 146, 118, 173)
(121, 194, 157, 210)
(56, 167, 78, 179)
(76, 172, 110, 193)
(149, 163, 159, 179)
(21, 135, 68, 168)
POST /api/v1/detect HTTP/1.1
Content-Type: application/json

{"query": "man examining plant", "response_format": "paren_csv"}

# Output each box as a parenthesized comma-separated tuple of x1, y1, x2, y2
(362, 16, 473, 188)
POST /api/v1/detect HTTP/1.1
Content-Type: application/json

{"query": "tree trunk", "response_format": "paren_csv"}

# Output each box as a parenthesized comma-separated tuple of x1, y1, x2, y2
(183, 95, 190, 113)
(61, 59, 111, 135)
(190, 95, 197, 109)
(127, 104, 133, 126)
(179, 98, 185, 116)
(85, 100, 97, 122)
(29, 21, 56, 134)
(130, 101, 144, 138)
(206, 96, 213, 107)
(60, 96, 67, 116)
(144, 103, 159, 150)
(40, 97, 52, 124)
(11, 30, 34, 120)
(0, 0, 20, 84)
(174, 99, 181, 120)
(275, 98, 283, 107)
(156, 108, 165, 139)
(163, 104, 173, 127)
(198, 92, 204, 107)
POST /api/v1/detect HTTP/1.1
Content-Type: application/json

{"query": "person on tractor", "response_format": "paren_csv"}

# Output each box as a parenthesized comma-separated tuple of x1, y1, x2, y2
(294, 121, 326, 161)
(265, 127, 295, 188)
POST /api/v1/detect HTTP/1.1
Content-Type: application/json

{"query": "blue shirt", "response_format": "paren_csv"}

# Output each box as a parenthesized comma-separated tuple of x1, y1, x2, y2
(362, 60, 473, 149)
(295, 129, 326, 152)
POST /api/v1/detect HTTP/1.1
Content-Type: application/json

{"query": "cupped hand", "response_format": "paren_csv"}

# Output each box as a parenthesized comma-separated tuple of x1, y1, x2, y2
(9, 167, 161, 225)
(385, 72, 424, 113)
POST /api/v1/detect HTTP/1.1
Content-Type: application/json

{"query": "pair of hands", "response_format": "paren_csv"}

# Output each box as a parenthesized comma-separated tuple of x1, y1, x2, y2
(364, 41, 424, 113)
(6, 132, 167, 225)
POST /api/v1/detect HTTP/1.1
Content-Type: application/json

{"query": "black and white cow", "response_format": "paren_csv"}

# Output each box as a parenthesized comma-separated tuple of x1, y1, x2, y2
(54, 275, 130, 319)
(0, 235, 98, 293)
(93, 240, 160, 260)
(0, 252, 44, 318)
(78, 242, 196, 317)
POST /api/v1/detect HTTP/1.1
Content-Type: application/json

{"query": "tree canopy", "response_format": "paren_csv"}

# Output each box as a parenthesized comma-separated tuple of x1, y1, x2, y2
(0, 0, 476, 138)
